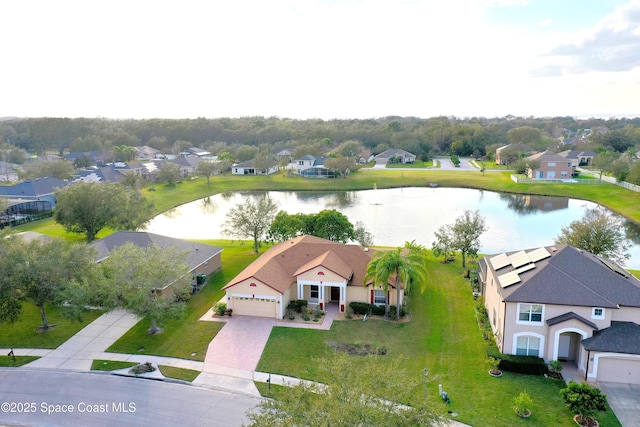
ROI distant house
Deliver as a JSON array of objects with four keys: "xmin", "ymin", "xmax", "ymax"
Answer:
[
  {"xmin": 134, "ymin": 145, "xmax": 163, "ymax": 161},
  {"xmin": 72, "ymin": 166, "xmax": 127, "ymax": 184},
  {"xmin": 185, "ymin": 147, "xmax": 210, "ymax": 157},
  {"xmin": 495, "ymin": 144, "xmax": 536, "ymax": 165},
  {"xmin": 373, "ymin": 149, "xmax": 416, "ymax": 165},
  {"xmin": 0, "ymin": 161, "xmax": 20, "ymax": 182},
  {"xmin": 289, "ymin": 154, "xmax": 336, "ymax": 177},
  {"xmin": 223, "ymin": 235, "xmax": 403, "ymax": 318},
  {"xmin": 0, "ymin": 176, "xmax": 69, "ymax": 211},
  {"xmin": 90, "ymin": 231, "xmax": 223, "ymax": 296},
  {"xmin": 170, "ymin": 156, "xmax": 201, "ymax": 177},
  {"xmin": 524, "ymin": 150, "xmax": 573, "ymax": 179},
  {"xmin": 557, "ymin": 150, "xmax": 597, "ymax": 173},
  {"xmin": 232, "ymin": 159, "xmax": 278, "ymax": 175},
  {"xmin": 64, "ymin": 151, "xmax": 107, "ymax": 167},
  {"xmin": 479, "ymin": 244, "xmax": 640, "ymax": 384}
]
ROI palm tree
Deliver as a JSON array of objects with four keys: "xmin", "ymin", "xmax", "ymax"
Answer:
[{"xmin": 364, "ymin": 247, "xmax": 428, "ymax": 319}]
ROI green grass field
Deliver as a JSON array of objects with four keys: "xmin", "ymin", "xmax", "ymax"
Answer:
[{"xmin": 0, "ymin": 356, "xmax": 40, "ymax": 367}]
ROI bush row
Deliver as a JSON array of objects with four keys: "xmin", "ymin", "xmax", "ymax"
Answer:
[{"xmin": 487, "ymin": 348, "xmax": 548, "ymax": 375}]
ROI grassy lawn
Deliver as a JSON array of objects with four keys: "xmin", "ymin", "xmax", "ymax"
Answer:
[
  {"xmin": 158, "ymin": 365, "xmax": 200, "ymax": 382},
  {"xmin": 386, "ymin": 161, "xmax": 433, "ymax": 168},
  {"xmin": 256, "ymin": 253, "xmax": 621, "ymax": 427},
  {"xmin": 0, "ymin": 303, "xmax": 102, "ymax": 349},
  {"xmin": 0, "ymin": 356, "xmax": 40, "ymax": 367},
  {"xmin": 91, "ymin": 359, "xmax": 137, "ymax": 371},
  {"xmin": 106, "ymin": 240, "xmax": 260, "ymax": 361}
]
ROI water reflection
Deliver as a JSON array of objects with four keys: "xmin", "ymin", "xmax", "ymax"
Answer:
[{"xmin": 143, "ymin": 188, "xmax": 640, "ymax": 269}]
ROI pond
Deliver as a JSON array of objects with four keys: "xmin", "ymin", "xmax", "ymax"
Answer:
[{"xmin": 143, "ymin": 187, "xmax": 640, "ymax": 269}]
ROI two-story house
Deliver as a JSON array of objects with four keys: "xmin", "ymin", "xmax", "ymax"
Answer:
[
  {"xmin": 479, "ymin": 244, "xmax": 640, "ymax": 384},
  {"xmin": 524, "ymin": 150, "xmax": 573, "ymax": 180}
]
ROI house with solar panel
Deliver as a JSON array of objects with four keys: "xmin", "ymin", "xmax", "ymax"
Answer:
[{"xmin": 478, "ymin": 244, "xmax": 640, "ymax": 385}]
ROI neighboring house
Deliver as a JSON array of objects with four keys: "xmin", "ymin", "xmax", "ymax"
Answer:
[
  {"xmin": 185, "ymin": 147, "xmax": 210, "ymax": 157},
  {"xmin": 524, "ymin": 150, "xmax": 573, "ymax": 179},
  {"xmin": 169, "ymin": 156, "xmax": 201, "ymax": 177},
  {"xmin": 72, "ymin": 165, "xmax": 128, "ymax": 183},
  {"xmin": 64, "ymin": 151, "xmax": 107, "ymax": 166},
  {"xmin": 0, "ymin": 176, "xmax": 69, "ymax": 210},
  {"xmin": 373, "ymin": 149, "xmax": 416, "ymax": 165},
  {"xmin": 478, "ymin": 244, "xmax": 640, "ymax": 384},
  {"xmin": 292, "ymin": 154, "xmax": 317, "ymax": 173},
  {"xmin": 276, "ymin": 148, "xmax": 293, "ymax": 162},
  {"xmin": 299, "ymin": 156, "xmax": 336, "ymax": 178},
  {"xmin": 232, "ymin": 159, "xmax": 278, "ymax": 175},
  {"xmin": 223, "ymin": 235, "xmax": 403, "ymax": 319},
  {"xmin": 495, "ymin": 144, "xmax": 535, "ymax": 165},
  {"xmin": 0, "ymin": 161, "xmax": 20, "ymax": 182},
  {"xmin": 90, "ymin": 231, "xmax": 223, "ymax": 296},
  {"xmin": 134, "ymin": 145, "xmax": 163, "ymax": 161},
  {"xmin": 557, "ymin": 150, "xmax": 597, "ymax": 173}
]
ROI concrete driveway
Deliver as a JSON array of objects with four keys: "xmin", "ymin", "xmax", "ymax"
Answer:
[{"xmin": 597, "ymin": 382, "xmax": 640, "ymax": 427}]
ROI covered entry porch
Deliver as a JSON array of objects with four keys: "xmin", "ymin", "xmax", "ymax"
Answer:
[{"xmin": 297, "ymin": 282, "xmax": 347, "ymax": 313}]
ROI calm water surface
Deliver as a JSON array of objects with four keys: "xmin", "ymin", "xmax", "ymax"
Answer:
[{"xmin": 144, "ymin": 188, "xmax": 640, "ymax": 268}]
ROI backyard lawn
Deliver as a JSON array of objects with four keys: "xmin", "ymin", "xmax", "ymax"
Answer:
[{"xmin": 256, "ymin": 253, "xmax": 621, "ymax": 427}]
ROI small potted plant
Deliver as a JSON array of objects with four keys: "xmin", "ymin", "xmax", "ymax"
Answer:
[
  {"xmin": 547, "ymin": 360, "xmax": 563, "ymax": 379},
  {"xmin": 513, "ymin": 391, "xmax": 533, "ymax": 418},
  {"xmin": 487, "ymin": 356, "xmax": 502, "ymax": 377}
]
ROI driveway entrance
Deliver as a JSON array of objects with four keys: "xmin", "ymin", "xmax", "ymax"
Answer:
[{"xmin": 597, "ymin": 382, "xmax": 640, "ymax": 427}]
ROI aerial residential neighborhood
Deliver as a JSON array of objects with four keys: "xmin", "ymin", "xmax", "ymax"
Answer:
[{"xmin": 3, "ymin": 1, "xmax": 640, "ymax": 426}]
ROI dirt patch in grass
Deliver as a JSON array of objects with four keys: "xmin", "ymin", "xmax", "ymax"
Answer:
[{"xmin": 326, "ymin": 341, "xmax": 387, "ymax": 356}]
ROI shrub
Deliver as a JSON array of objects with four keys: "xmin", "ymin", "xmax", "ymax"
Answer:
[
  {"xmin": 548, "ymin": 360, "xmax": 563, "ymax": 374},
  {"xmin": 295, "ymin": 299, "xmax": 308, "ymax": 313},
  {"xmin": 560, "ymin": 381, "xmax": 607, "ymax": 425},
  {"xmin": 513, "ymin": 391, "xmax": 533, "ymax": 416},
  {"xmin": 345, "ymin": 306, "xmax": 354, "ymax": 319},
  {"xmin": 302, "ymin": 311, "xmax": 310, "ymax": 321},
  {"xmin": 388, "ymin": 305, "xmax": 407, "ymax": 319},
  {"xmin": 487, "ymin": 349, "xmax": 547, "ymax": 375},
  {"xmin": 349, "ymin": 302, "xmax": 372, "ymax": 315},
  {"xmin": 213, "ymin": 302, "xmax": 227, "ymax": 316}
]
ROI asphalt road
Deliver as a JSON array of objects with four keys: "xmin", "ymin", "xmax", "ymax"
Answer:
[{"xmin": 0, "ymin": 369, "xmax": 263, "ymax": 427}]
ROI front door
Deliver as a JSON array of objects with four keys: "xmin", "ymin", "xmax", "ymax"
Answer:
[
  {"xmin": 558, "ymin": 335, "xmax": 571, "ymax": 360},
  {"xmin": 331, "ymin": 287, "xmax": 340, "ymax": 301}
]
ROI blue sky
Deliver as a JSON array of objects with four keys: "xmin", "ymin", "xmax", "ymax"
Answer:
[{"xmin": 1, "ymin": 0, "xmax": 639, "ymax": 120}]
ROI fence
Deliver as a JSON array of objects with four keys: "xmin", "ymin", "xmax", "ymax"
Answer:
[{"xmin": 510, "ymin": 174, "xmax": 640, "ymax": 193}]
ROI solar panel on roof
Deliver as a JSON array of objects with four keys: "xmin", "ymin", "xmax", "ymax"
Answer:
[
  {"xmin": 508, "ymin": 251, "xmax": 530, "ymax": 269},
  {"xmin": 498, "ymin": 271, "xmax": 521, "ymax": 288},
  {"xmin": 490, "ymin": 253, "xmax": 511, "ymax": 270},
  {"xmin": 528, "ymin": 247, "xmax": 551, "ymax": 262},
  {"xmin": 515, "ymin": 263, "xmax": 536, "ymax": 274}
]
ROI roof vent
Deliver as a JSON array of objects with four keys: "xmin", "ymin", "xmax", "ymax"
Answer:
[
  {"xmin": 364, "ymin": 247, "xmax": 369, "ymax": 252},
  {"xmin": 550, "ymin": 246, "xmax": 557, "ymax": 252}
]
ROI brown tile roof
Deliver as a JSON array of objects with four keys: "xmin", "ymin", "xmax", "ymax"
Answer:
[{"xmin": 223, "ymin": 235, "xmax": 377, "ymax": 294}]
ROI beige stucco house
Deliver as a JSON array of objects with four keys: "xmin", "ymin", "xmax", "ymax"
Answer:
[
  {"xmin": 524, "ymin": 150, "xmax": 573, "ymax": 179},
  {"xmin": 223, "ymin": 235, "xmax": 402, "ymax": 318},
  {"xmin": 479, "ymin": 244, "xmax": 640, "ymax": 384}
]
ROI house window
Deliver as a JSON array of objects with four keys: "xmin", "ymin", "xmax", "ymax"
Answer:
[
  {"xmin": 492, "ymin": 308, "xmax": 497, "ymax": 328},
  {"xmin": 298, "ymin": 160, "xmax": 304, "ymax": 165},
  {"xmin": 517, "ymin": 303, "xmax": 543, "ymax": 324},
  {"xmin": 548, "ymin": 162, "xmax": 556, "ymax": 167},
  {"xmin": 516, "ymin": 335, "xmax": 540, "ymax": 356},
  {"xmin": 374, "ymin": 289, "xmax": 386, "ymax": 305},
  {"xmin": 592, "ymin": 307, "xmax": 605, "ymax": 320},
  {"xmin": 310, "ymin": 285, "xmax": 319, "ymax": 299}
]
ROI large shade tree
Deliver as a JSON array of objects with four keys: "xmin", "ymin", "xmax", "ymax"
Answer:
[
  {"xmin": 555, "ymin": 208, "xmax": 631, "ymax": 265},
  {"xmin": 433, "ymin": 210, "xmax": 487, "ymax": 268},
  {"xmin": 267, "ymin": 209, "xmax": 356, "ymax": 243},
  {"xmin": 0, "ymin": 236, "xmax": 97, "ymax": 330},
  {"xmin": 222, "ymin": 195, "xmax": 279, "ymax": 252},
  {"xmin": 54, "ymin": 182, "xmax": 154, "ymax": 242},
  {"xmin": 93, "ymin": 243, "xmax": 191, "ymax": 334},
  {"xmin": 247, "ymin": 353, "xmax": 443, "ymax": 427},
  {"xmin": 364, "ymin": 247, "xmax": 427, "ymax": 319}
]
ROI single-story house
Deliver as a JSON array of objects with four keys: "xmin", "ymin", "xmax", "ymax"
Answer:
[
  {"xmin": 170, "ymin": 156, "xmax": 201, "ymax": 177},
  {"xmin": 0, "ymin": 176, "xmax": 69, "ymax": 210},
  {"xmin": 223, "ymin": 235, "xmax": 402, "ymax": 318},
  {"xmin": 524, "ymin": 150, "xmax": 573, "ymax": 179},
  {"xmin": 72, "ymin": 166, "xmax": 128, "ymax": 183},
  {"xmin": 478, "ymin": 244, "xmax": 640, "ymax": 384},
  {"xmin": 134, "ymin": 145, "xmax": 163, "ymax": 161},
  {"xmin": 373, "ymin": 149, "xmax": 416, "ymax": 165},
  {"xmin": 185, "ymin": 147, "xmax": 210, "ymax": 157},
  {"xmin": 90, "ymin": 231, "xmax": 223, "ymax": 296},
  {"xmin": 64, "ymin": 151, "xmax": 108, "ymax": 167},
  {"xmin": 556, "ymin": 150, "xmax": 597, "ymax": 171},
  {"xmin": 232, "ymin": 159, "xmax": 278, "ymax": 175}
]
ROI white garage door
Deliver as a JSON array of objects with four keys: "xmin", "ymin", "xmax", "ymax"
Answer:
[
  {"xmin": 597, "ymin": 357, "xmax": 640, "ymax": 384},
  {"xmin": 232, "ymin": 296, "xmax": 276, "ymax": 318}
]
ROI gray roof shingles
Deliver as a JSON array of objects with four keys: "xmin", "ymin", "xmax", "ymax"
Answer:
[
  {"xmin": 0, "ymin": 177, "xmax": 69, "ymax": 197},
  {"xmin": 546, "ymin": 311, "xmax": 598, "ymax": 330},
  {"xmin": 490, "ymin": 245, "xmax": 640, "ymax": 308},
  {"xmin": 582, "ymin": 322, "xmax": 640, "ymax": 354},
  {"xmin": 90, "ymin": 231, "xmax": 222, "ymax": 271}
]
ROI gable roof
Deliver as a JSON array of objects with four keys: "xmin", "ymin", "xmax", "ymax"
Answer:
[
  {"xmin": 223, "ymin": 235, "xmax": 382, "ymax": 294},
  {"xmin": 546, "ymin": 311, "xmax": 598, "ymax": 330},
  {"xmin": 0, "ymin": 177, "xmax": 69, "ymax": 198},
  {"xmin": 525, "ymin": 150, "xmax": 569, "ymax": 163},
  {"xmin": 374, "ymin": 148, "xmax": 415, "ymax": 159},
  {"xmin": 582, "ymin": 322, "xmax": 640, "ymax": 354},
  {"xmin": 557, "ymin": 150, "xmax": 597, "ymax": 160},
  {"xmin": 72, "ymin": 166, "xmax": 127, "ymax": 183},
  {"xmin": 89, "ymin": 231, "xmax": 222, "ymax": 271},
  {"xmin": 485, "ymin": 245, "xmax": 640, "ymax": 308}
]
